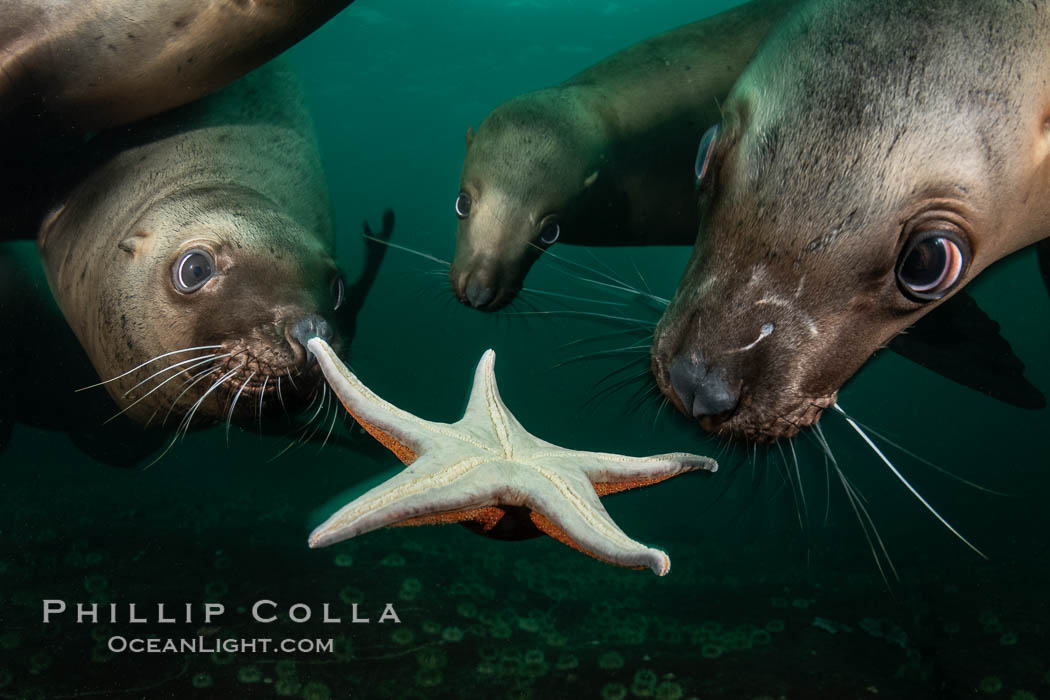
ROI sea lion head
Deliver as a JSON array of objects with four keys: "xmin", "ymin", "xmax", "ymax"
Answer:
[
  {"xmin": 42, "ymin": 183, "xmax": 345, "ymax": 427},
  {"xmin": 451, "ymin": 89, "xmax": 603, "ymax": 311},
  {"xmin": 651, "ymin": 0, "xmax": 1050, "ymax": 442}
]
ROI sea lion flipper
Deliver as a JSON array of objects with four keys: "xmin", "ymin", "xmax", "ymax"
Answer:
[
  {"xmin": 1038, "ymin": 238, "xmax": 1050, "ymax": 298},
  {"xmin": 68, "ymin": 423, "xmax": 167, "ymax": 470},
  {"xmin": 887, "ymin": 289, "xmax": 1046, "ymax": 410},
  {"xmin": 338, "ymin": 210, "xmax": 396, "ymax": 345}
]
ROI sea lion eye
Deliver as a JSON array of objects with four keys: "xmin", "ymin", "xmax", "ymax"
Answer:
[
  {"xmin": 896, "ymin": 230, "xmax": 968, "ymax": 301},
  {"xmin": 173, "ymin": 249, "xmax": 215, "ymax": 293},
  {"xmin": 455, "ymin": 191, "xmax": 472, "ymax": 218},
  {"xmin": 539, "ymin": 219, "xmax": 560, "ymax": 245},
  {"xmin": 695, "ymin": 124, "xmax": 719, "ymax": 183},
  {"xmin": 331, "ymin": 275, "xmax": 346, "ymax": 311}
]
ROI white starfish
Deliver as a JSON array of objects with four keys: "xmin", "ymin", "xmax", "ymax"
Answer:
[{"xmin": 306, "ymin": 338, "xmax": 717, "ymax": 575}]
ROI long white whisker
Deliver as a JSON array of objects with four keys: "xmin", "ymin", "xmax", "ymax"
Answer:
[
  {"xmin": 122, "ymin": 353, "xmax": 220, "ymax": 397},
  {"xmin": 257, "ymin": 375, "xmax": 269, "ymax": 435},
  {"xmin": 811, "ymin": 424, "xmax": 834, "ymax": 526},
  {"xmin": 161, "ymin": 365, "xmax": 223, "ymax": 428},
  {"xmin": 363, "ymin": 234, "xmax": 451, "ymax": 267},
  {"xmin": 176, "ymin": 366, "xmax": 243, "ymax": 443},
  {"xmin": 519, "ymin": 287, "xmax": 627, "ymax": 308},
  {"xmin": 835, "ymin": 464, "xmax": 898, "ymax": 586},
  {"xmin": 846, "ymin": 416, "xmax": 1015, "ymax": 497},
  {"xmin": 104, "ymin": 354, "xmax": 231, "ymax": 425},
  {"xmin": 77, "ymin": 345, "xmax": 223, "ymax": 391},
  {"xmin": 226, "ymin": 371, "xmax": 255, "ymax": 447},
  {"xmin": 833, "ymin": 402, "xmax": 985, "ymax": 559},
  {"xmin": 144, "ymin": 368, "xmax": 239, "ymax": 470},
  {"xmin": 505, "ymin": 310, "xmax": 656, "ymax": 327},
  {"xmin": 320, "ymin": 395, "xmax": 340, "ymax": 450}
]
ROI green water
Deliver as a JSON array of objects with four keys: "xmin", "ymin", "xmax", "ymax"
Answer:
[{"xmin": 2, "ymin": 1, "xmax": 1049, "ymax": 698}]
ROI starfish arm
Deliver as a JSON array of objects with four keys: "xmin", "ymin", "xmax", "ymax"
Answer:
[
  {"xmin": 522, "ymin": 465, "xmax": 674, "ymax": 576},
  {"xmin": 309, "ymin": 338, "xmax": 441, "ymax": 461},
  {"xmin": 457, "ymin": 349, "xmax": 524, "ymax": 453},
  {"xmin": 550, "ymin": 449, "xmax": 713, "ymax": 486},
  {"xmin": 308, "ymin": 455, "xmax": 501, "ymax": 548}
]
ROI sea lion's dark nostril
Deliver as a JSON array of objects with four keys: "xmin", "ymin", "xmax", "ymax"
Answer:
[
  {"xmin": 465, "ymin": 279, "xmax": 496, "ymax": 309},
  {"xmin": 669, "ymin": 356, "xmax": 739, "ymax": 420},
  {"xmin": 291, "ymin": 314, "xmax": 333, "ymax": 362}
]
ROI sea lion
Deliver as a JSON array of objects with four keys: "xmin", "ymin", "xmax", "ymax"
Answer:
[
  {"xmin": 0, "ymin": 241, "xmax": 167, "ymax": 466},
  {"xmin": 1039, "ymin": 240, "xmax": 1050, "ymax": 297},
  {"xmin": 651, "ymin": 0, "xmax": 1050, "ymax": 441},
  {"xmin": 449, "ymin": 0, "xmax": 797, "ymax": 311},
  {"xmin": 37, "ymin": 61, "xmax": 358, "ymax": 429},
  {"xmin": 451, "ymin": 0, "xmax": 1042, "ymax": 409},
  {"xmin": 1, "ymin": 0, "xmax": 356, "ymax": 241}
]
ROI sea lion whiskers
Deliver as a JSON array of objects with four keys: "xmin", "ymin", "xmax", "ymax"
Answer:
[
  {"xmin": 838, "ymin": 417, "xmax": 1014, "ymax": 497},
  {"xmin": 832, "ymin": 402, "xmax": 985, "ymax": 559},
  {"xmin": 774, "ymin": 440, "xmax": 806, "ymax": 533},
  {"xmin": 175, "ymin": 366, "xmax": 245, "ymax": 444},
  {"xmin": 121, "ymin": 352, "xmax": 224, "ymax": 398},
  {"xmin": 75, "ymin": 345, "xmax": 223, "ymax": 392},
  {"xmin": 373, "ymin": 234, "xmax": 627, "ymax": 309},
  {"xmin": 104, "ymin": 353, "xmax": 232, "ymax": 426},
  {"xmin": 225, "ymin": 371, "xmax": 255, "ymax": 447},
  {"xmin": 812, "ymin": 426, "xmax": 899, "ymax": 587},
  {"xmin": 300, "ymin": 385, "xmax": 333, "ymax": 446},
  {"xmin": 160, "ymin": 364, "xmax": 233, "ymax": 429},
  {"xmin": 256, "ymin": 375, "xmax": 269, "ymax": 434},
  {"xmin": 319, "ymin": 391, "xmax": 341, "ymax": 451},
  {"xmin": 527, "ymin": 242, "xmax": 671, "ymax": 307},
  {"xmin": 144, "ymin": 364, "xmax": 244, "ymax": 469}
]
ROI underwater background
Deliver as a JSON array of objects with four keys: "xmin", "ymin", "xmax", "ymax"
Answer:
[{"xmin": 1, "ymin": 0, "xmax": 1049, "ymax": 698}]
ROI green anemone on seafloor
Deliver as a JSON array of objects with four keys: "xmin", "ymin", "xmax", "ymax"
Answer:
[
  {"xmin": 654, "ymin": 681, "xmax": 684, "ymax": 700},
  {"xmin": 275, "ymin": 678, "xmax": 302, "ymax": 697},
  {"xmin": 598, "ymin": 651, "xmax": 625, "ymax": 670},
  {"xmin": 191, "ymin": 673, "xmax": 213, "ymax": 688},
  {"xmin": 302, "ymin": 681, "xmax": 332, "ymax": 700},
  {"xmin": 978, "ymin": 676, "xmax": 1003, "ymax": 693}
]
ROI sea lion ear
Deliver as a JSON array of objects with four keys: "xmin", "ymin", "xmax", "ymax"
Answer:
[
  {"xmin": 465, "ymin": 126, "xmax": 475, "ymax": 149},
  {"xmin": 583, "ymin": 171, "xmax": 599, "ymax": 188},
  {"xmin": 117, "ymin": 229, "xmax": 152, "ymax": 256},
  {"xmin": 37, "ymin": 203, "xmax": 67, "ymax": 250}
]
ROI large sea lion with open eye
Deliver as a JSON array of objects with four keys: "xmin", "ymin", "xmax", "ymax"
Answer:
[
  {"xmin": 37, "ymin": 61, "xmax": 370, "ymax": 430},
  {"xmin": 652, "ymin": 0, "xmax": 1050, "ymax": 442}
]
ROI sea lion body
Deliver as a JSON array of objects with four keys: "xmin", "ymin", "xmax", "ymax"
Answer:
[
  {"xmin": 1, "ymin": 0, "xmax": 354, "ymax": 242},
  {"xmin": 450, "ymin": 0, "xmax": 796, "ymax": 311},
  {"xmin": 38, "ymin": 61, "xmax": 343, "ymax": 427},
  {"xmin": 652, "ymin": 0, "xmax": 1050, "ymax": 441}
]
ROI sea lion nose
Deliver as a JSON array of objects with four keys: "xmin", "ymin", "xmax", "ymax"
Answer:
[
  {"xmin": 465, "ymin": 279, "xmax": 496, "ymax": 309},
  {"xmin": 669, "ymin": 355, "xmax": 739, "ymax": 419},
  {"xmin": 290, "ymin": 314, "xmax": 333, "ymax": 362}
]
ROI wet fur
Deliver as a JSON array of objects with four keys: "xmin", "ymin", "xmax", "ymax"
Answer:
[{"xmin": 38, "ymin": 61, "xmax": 340, "ymax": 427}]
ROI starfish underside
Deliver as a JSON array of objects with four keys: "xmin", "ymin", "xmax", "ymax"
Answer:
[{"xmin": 307, "ymin": 338, "xmax": 717, "ymax": 575}]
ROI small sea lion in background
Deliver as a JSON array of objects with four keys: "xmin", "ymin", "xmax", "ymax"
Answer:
[
  {"xmin": 38, "ymin": 62, "xmax": 384, "ymax": 432},
  {"xmin": 450, "ymin": 0, "xmax": 796, "ymax": 312},
  {"xmin": 652, "ymin": 0, "xmax": 1050, "ymax": 441}
]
